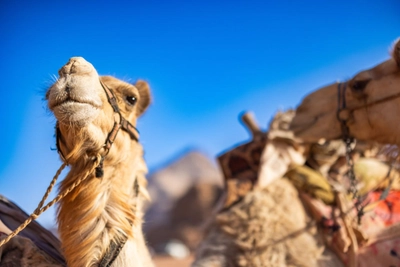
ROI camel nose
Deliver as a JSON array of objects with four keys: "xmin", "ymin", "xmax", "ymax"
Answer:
[
  {"xmin": 69, "ymin": 57, "xmax": 88, "ymax": 65},
  {"xmin": 58, "ymin": 57, "xmax": 95, "ymax": 76}
]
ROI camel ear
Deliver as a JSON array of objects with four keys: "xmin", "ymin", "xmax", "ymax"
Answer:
[
  {"xmin": 393, "ymin": 38, "xmax": 400, "ymax": 67},
  {"xmin": 135, "ymin": 80, "xmax": 151, "ymax": 116}
]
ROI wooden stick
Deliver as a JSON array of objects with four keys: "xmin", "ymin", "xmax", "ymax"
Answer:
[{"xmin": 240, "ymin": 111, "xmax": 263, "ymax": 138}]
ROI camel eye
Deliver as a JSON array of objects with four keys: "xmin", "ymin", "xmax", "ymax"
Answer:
[
  {"xmin": 351, "ymin": 79, "xmax": 370, "ymax": 92},
  {"xmin": 125, "ymin": 96, "xmax": 137, "ymax": 106}
]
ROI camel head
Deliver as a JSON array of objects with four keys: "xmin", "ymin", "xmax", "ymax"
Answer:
[
  {"xmin": 291, "ymin": 39, "xmax": 400, "ymax": 145},
  {"xmin": 46, "ymin": 57, "xmax": 151, "ymax": 165}
]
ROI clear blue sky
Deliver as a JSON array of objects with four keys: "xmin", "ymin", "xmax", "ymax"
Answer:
[{"xmin": 0, "ymin": 0, "xmax": 399, "ymax": 226}]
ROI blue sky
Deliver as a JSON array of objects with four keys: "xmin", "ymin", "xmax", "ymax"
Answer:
[{"xmin": 0, "ymin": 0, "xmax": 399, "ymax": 226}]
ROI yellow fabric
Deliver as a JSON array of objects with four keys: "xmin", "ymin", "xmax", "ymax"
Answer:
[
  {"xmin": 285, "ymin": 165, "xmax": 335, "ymax": 205},
  {"xmin": 285, "ymin": 158, "xmax": 400, "ymax": 205}
]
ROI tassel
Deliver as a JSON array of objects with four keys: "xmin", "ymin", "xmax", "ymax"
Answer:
[{"xmin": 95, "ymin": 157, "xmax": 105, "ymax": 178}]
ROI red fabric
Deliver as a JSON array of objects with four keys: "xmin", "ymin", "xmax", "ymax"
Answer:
[
  {"xmin": 365, "ymin": 191, "xmax": 400, "ymax": 226},
  {"xmin": 300, "ymin": 190, "xmax": 400, "ymax": 266}
]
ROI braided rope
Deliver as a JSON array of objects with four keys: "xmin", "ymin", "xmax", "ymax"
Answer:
[{"xmin": 0, "ymin": 155, "xmax": 101, "ymax": 247}]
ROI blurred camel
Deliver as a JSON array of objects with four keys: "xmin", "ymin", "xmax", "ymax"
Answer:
[{"xmin": 291, "ymin": 39, "xmax": 400, "ymax": 145}]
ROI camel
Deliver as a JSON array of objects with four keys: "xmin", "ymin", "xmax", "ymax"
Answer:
[
  {"xmin": 0, "ymin": 57, "xmax": 154, "ymax": 267},
  {"xmin": 286, "ymin": 38, "xmax": 400, "ymax": 266},
  {"xmin": 290, "ymin": 38, "xmax": 400, "ymax": 145}
]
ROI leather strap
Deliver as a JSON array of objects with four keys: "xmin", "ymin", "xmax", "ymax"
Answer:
[{"xmin": 98, "ymin": 232, "xmax": 128, "ymax": 267}]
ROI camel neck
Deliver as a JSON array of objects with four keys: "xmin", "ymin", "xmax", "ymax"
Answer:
[{"xmin": 57, "ymin": 156, "xmax": 140, "ymax": 267}]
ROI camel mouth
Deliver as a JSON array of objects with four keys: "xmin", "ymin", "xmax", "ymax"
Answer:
[
  {"xmin": 53, "ymin": 101, "xmax": 100, "ymax": 125},
  {"xmin": 289, "ymin": 116, "xmax": 318, "ymax": 136},
  {"xmin": 290, "ymin": 114, "xmax": 343, "ymax": 143},
  {"xmin": 51, "ymin": 97, "xmax": 101, "ymax": 110}
]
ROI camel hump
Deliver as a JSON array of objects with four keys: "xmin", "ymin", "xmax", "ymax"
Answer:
[{"xmin": 0, "ymin": 195, "xmax": 66, "ymax": 266}]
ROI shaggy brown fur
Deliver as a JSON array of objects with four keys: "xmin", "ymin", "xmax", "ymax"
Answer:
[
  {"xmin": 46, "ymin": 57, "xmax": 153, "ymax": 267},
  {"xmin": 192, "ymin": 179, "xmax": 336, "ymax": 267},
  {"xmin": 192, "ymin": 110, "xmax": 344, "ymax": 267}
]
